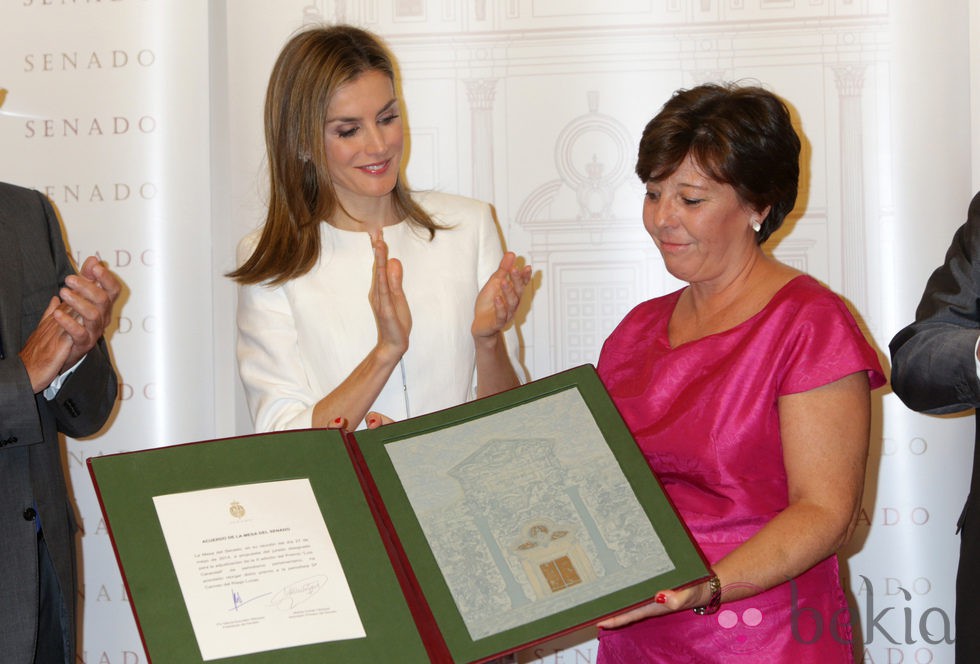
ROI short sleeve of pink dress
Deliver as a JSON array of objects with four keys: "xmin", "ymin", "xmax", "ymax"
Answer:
[{"xmin": 595, "ymin": 275, "xmax": 885, "ymax": 664}]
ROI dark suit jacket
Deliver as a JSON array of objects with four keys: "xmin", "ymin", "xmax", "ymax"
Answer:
[
  {"xmin": 0, "ymin": 182, "xmax": 117, "ymax": 662},
  {"xmin": 890, "ymin": 190, "xmax": 980, "ymax": 662}
]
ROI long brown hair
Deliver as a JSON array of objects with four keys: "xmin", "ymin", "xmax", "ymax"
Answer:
[{"xmin": 229, "ymin": 25, "xmax": 442, "ymax": 286}]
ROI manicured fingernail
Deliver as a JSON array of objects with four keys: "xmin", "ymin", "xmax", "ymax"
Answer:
[
  {"xmin": 367, "ymin": 417, "xmax": 377, "ymax": 427},
  {"xmin": 333, "ymin": 417, "xmax": 343, "ymax": 425},
  {"xmin": 655, "ymin": 593, "xmax": 667, "ymax": 604}
]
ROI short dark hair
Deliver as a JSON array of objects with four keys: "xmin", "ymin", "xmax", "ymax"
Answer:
[{"xmin": 636, "ymin": 83, "xmax": 801, "ymax": 244}]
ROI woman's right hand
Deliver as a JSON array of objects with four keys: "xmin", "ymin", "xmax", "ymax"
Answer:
[
  {"xmin": 309, "ymin": 231, "xmax": 409, "ymax": 430},
  {"xmin": 369, "ymin": 229, "xmax": 411, "ymax": 362}
]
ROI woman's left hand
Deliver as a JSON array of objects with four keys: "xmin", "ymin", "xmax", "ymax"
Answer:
[
  {"xmin": 365, "ymin": 411, "xmax": 395, "ymax": 429},
  {"xmin": 596, "ymin": 579, "xmax": 716, "ymax": 629},
  {"xmin": 472, "ymin": 252, "xmax": 532, "ymax": 339}
]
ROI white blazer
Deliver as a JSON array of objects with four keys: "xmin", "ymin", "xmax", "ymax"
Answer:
[{"xmin": 236, "ymin": 191, "xmax": 522, "ymax": 431}]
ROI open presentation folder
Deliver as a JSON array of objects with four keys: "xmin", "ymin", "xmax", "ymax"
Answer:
[{"xmin": 88, "ymin": 364, "xmax": 709, "ymax": 664}]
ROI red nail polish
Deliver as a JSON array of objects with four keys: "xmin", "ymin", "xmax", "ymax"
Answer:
[
  {"xmin": 333, "ymin": 417, "xmax": 343, "ymax": 425},
  {"xmin": 655, "ymin": 593, "xmax": 667, "ymax": 604},
  {"xmin": 367, "ymin": 417, "xmax": 377, "ymax": 427}
]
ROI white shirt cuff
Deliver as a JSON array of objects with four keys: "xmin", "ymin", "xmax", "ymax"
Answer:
[
  {"xmin": 43, "ymin": 355, "xmax": 85, "ymax": 400},
  {"xmin": 974, "ymin": 335, "xmax": 980, "ymax": 383}
]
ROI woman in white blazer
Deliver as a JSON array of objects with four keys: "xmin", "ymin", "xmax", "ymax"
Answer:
[{"xmin": 230, "ymin": 25, "xmax": 531, "ymax": 432}]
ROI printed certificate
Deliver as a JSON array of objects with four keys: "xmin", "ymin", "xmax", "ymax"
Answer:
[{"xmin": 152, "ymin": 479, "xmax": 364, "ymax": 660}]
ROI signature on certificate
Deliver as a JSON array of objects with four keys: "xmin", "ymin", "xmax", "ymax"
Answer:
[
  {"xmin": 229, "ymin": 575, "xmax": 329, "ymax": 612},
  {"xmin": 229, "ymin": 589, "xmax": 270, "ymax": 611},
  {"xmin": 271, "ymin": 575, "xmax": 329, "ymax": 610}
]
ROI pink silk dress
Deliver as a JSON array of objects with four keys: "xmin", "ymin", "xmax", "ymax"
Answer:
[{"xmin": 596, "ymin": 275, "xmax": 885, "ymax": 663}]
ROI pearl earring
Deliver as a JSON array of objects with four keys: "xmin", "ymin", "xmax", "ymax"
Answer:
[{"xmin": 751, "ymin": 220, "xmax": 762, "ymax": 232}]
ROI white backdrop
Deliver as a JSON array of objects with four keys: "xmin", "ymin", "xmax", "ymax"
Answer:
[{"xmin": 1, "ymin": 1, "xmax": 978, "ymax": 662}]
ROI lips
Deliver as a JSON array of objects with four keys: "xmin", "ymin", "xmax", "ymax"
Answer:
[
  {"xmin": 358, "ymin": 160, "xmax": 391, "ymax": 175},
  {"xmin": 657, "ymin": 238, "xmax": 690, "ymax": 254}
]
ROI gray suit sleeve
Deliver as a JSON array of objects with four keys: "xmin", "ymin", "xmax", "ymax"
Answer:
[
  {"xmin": 0, "ymin": 354, "xmax": 42, "ymax": 445},
  {"xmin": 890, "ymin": 192, "xmax": 980, "ymax": 414},
  {"xmin": 37, "ymin": 191, "xmax": 118, "ymax": 437},
  {"xmin": 50, "ymin": 339, "xmax": 116, "ymax": 438},
  {"xmin": 0, "ymin": 187, "xmax": 117, "ymax": 443}
]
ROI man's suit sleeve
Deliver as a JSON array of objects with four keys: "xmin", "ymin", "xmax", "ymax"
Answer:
[
  {"xmin": 50, "ymin": 339, "xmax": 116, "ymax": 438},
  {"xmin": 0, "ymin": 188, "xmax": 118, "ymax": 441},
  {"xmin": 37, "ymin": 191, "xmax": 118, "ymax": 437},
  {"xmin": 0, "ymin": 355, "xmax": 42, "ymax": 445},
  {"xmin": 890, "ymin": 192, "xmax": 980, "ymax": 414}
]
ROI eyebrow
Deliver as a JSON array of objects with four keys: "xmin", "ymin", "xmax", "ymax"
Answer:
[
  {"xmin": 646, "ymin": 179, "xmax": 710, "ymax": 191},
  {"xmin": 326, "ymin": 98, "xmax": 399, "ymax": 124}
]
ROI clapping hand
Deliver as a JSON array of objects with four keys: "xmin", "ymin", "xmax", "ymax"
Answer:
[
  {"xmin": 472, "ymin": 252, "xmax": 532, "ymax": 339},
  {"xmin": 55, "ymin": 256, "xmax": 122, "ymax": 371},
  {"xmin": 369, "ymin": 229, "xmax": 411, "ymax": 362},
  {"xmin": 20, "ymin": 256, "xmax": 121, "ymax": 393}
]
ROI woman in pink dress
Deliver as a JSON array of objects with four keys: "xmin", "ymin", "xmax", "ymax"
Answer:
[{"xmin": 595, "ymin": 83, "xmax": 885, "ymax": 662}]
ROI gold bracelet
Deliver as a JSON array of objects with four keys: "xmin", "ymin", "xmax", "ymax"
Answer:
[{"xmin": 692, "ymin": 574, "xmax": 722, "ymax": 615}]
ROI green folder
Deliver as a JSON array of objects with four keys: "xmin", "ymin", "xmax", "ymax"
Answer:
[{"xmin": 89, "ymin": 364, "xmax": 709, "ymax": 663}]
